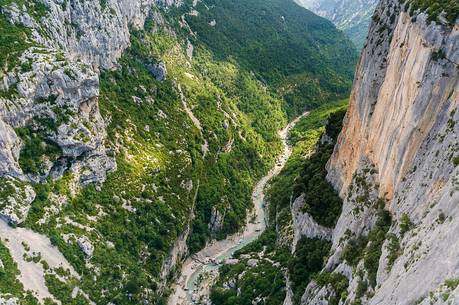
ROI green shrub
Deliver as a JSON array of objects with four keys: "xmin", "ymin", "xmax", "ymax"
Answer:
[
  {"xmin": 289, "ymin": 237, "xmax": 332, "ymax": 304},
  {"xmin": 438, "ymin": 211, "xmax": 446, "ymax": 224},
  {"xmin": 403, "ymin": 0, "xmax": 459, "ymax": 25},
  {"xmin": 399, "ymin": 213, "xmax": 413, "ymax": 235},
  {"xmin": 16, "ymin": 124, "xmax": 62, "ymax": 175},
  {"xmin": 364, "ymin": 208, "xmax": 392, "ymax": 287},
  {"xmin": 444, "ymin": 278, "xmax": 459, "ymax": 290},
  {"xmin": 342, "ymin": 235, "xmax": 368, "ymax": 267},
  {"xmin": 386, "ymin": 233, "xmax": 401, "ymax": 270}
]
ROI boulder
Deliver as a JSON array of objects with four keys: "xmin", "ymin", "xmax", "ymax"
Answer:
[
  {"xmin": 146, "ymin": 62, "xmax": 167, "ymax": 81},
  {"xmin": 77, "ymin": 236, "xmax": 94, "ymax": 257},
  {"xmin": 247, "ymin": 259, "xmax": 258, "ymax": 268}
]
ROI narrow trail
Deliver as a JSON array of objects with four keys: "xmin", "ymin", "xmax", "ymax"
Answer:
[{"xmin": 168, "ymin": 111, "xmax": 309, "ymax": 305}]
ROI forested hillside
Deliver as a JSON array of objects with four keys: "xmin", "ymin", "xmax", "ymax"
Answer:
[
  {"xmin": 184, "ymin": 0, "xmax": 357, "ymax": 118},
  {"xmin": 294, "ymin": 0, "xmax": 378, "ymax": 49},
  {"xmin": 0, "ymin": 0, "xmax": 357, "ymax": 304}
]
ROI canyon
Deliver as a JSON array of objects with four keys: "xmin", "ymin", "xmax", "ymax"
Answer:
[{"xmin": 0, "ymin": 0, "xmax": 457, "ymax": 304}]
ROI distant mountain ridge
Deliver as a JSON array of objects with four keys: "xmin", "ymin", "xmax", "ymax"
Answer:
[{"xmin": 294, "ymin": 0, "xmax": 378, "ymax": 48}]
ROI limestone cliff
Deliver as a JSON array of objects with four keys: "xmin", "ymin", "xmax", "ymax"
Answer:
[
  {"xmin": 301, "ymin": 0, "xmax": 459, "ymax": 304},
  {"xmin": 0, "ymin": 0, "xmax": 179, "ymax": 223}
]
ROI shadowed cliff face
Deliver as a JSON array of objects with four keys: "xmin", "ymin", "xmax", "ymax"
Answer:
[{"xmin": 302, "ymin": 0, "xmax": 459, "ymax": 304}]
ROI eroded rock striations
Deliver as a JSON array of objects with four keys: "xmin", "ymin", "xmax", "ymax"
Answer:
[
  {"xmin": 300, "ymin": 0, "xmax": 459, "ymax": 304},
  {"xmin": 0, "ymin": 0, "xmax": 180, "ymax": 224}
]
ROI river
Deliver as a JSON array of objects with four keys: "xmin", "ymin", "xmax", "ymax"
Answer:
[{"xmin": 168, "ymin": 111, "xmax": 309, "ymax": 305}]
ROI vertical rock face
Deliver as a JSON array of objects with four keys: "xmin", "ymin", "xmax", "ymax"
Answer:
[
  {"xmin": 5, "ymin": 0, "xmax": 177, "ymax": 69},
  {"xmin": 328, "ymin": 0, "xmax": 458, "ymax": 202},
  {"xmin": 301, "ymin": 0, "xmax": 459, "ymax": 304}
]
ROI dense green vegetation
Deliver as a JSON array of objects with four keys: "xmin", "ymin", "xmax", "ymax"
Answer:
[
  {"xmin": 211, "ymin": 230, "xmax": 290, "ymax": 305},
  {"xmin": 290, "ymin": 237, "xmax": 331, "ymax": 304},
  {"xmin": 0, "ymin": 15, "xmax": 31, "ymax": 75},
  {"xmin": 273, "ymin": 104, "xmax": 345, "ymax": 304},
  {"xmin": 292, "ymin": 109, "xmax": 346, "ymax": 227},
  {"xmin": 0, "ymin": 0, "xmax": 357, "ymax": 303},
  {"xmin": 211, "ymin": 103, "xmax": 348, "ymax": 305},
  {"xmin": 210, "ymin": 234, "xmax": 332, "ymax": 305},
  {"xmin": 403, "ymin": 0, "xmax": 459, "ymax": 25},
  {"xmin": 22, "ymin": 10, "xmax": 288, "ymax": 304},
  {"xmin": 342, "ymin": 234, "xmax": 369, "ymax": 267},
  {"xmin": 267, "ymin": 100, "xmax": 347, "ymax": 233},
  {"xmin": 16, "ymin": 122, "xmax": 62, "ymax": 175},
  {"xmin": 184, "ymin": 0, "xmax": 357, "ymax": 118}
]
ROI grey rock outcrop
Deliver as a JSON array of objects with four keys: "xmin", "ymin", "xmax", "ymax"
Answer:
[
  {"xmin": 291, "ymin": 194, "xmax": 333, "ymax": 251},
  {"xmin": 301, "ymin": 0, "xmax": 459, "ymax": 304},
  {"xmin": 209, "ymin": 206, "xmax": 224, "ymax": 236},
  {"xmin": 301, "ymin": 281, "xmax": 334, "ymax": 305},
  {"xmin": 1, "ymin": 49, "xmax": 116, "ymax": 186},
  {"xmin": 0, "ymin": 176, "xmax": 35, "ymax": 225},
  {"xmin": 0, "ymin": 296, "xmax": 19, "ymax": 305},
  {"xmin": 0, "ymin": 0, "xmax": 180, "ymax": 221},
  {"xmin": 146, "ymin": 62, "xmax": 168, "ymax": 81},
  {"xmin": 4, "ymin": 0, "xmax": 181, "ymax": 70},
  {"xmin": 247, "ymin": 259, "xmax": 258, "ymax": 268},
  {"xmin": 77, "ymin": 236, "xmax": 94, "ymax": 257}
]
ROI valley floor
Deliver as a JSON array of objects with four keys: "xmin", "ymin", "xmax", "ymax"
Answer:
[{"xmin": 169, "ymin": 111, "xmax": 310, "ymax": 305}]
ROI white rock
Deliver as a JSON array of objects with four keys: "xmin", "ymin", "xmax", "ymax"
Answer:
[
  {"xmin": 77, "ymin": 236, "xmax": 94, "ymax": 257},
  {"xmin": 0, "ymin": 295, "xmax": 19, "ymax": 305},
  {"xmin": 247, "ymin": 259, "xmax": 258, "ymax": 268}
]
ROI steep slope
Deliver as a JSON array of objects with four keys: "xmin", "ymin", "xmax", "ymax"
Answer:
[
  {"xmin": 0, "ymin": 0, "xmax": 357, "ymax": 304},
  {"xmin": 184, "ymin": 0, "xmax": 358, "ymax": 118},
  {"xmin": 208, "ymin": 101, "xmax": 348, "ymax": 305},
  {"xmin": 208, "ymin": 1, "xmax": 459, "ymax": 305},
  {"xmin": 295, "ymin": 0, "xmax": 378, "ymax": 49},
  {"xmin": 304, "ymin": 0, "xmax": 459, "ymax": 304}
]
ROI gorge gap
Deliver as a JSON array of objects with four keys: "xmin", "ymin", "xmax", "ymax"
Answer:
[
  {"xmin": 0, "ymin": 0, "xmax": 457, "ymax": 305},
  {"xmin": 0, "ymin": 0, "xmax": 355, "ymax": 304},
  {"xmin": 209, "ymin": 1, "xmax": 459, "ymax": 305}
]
